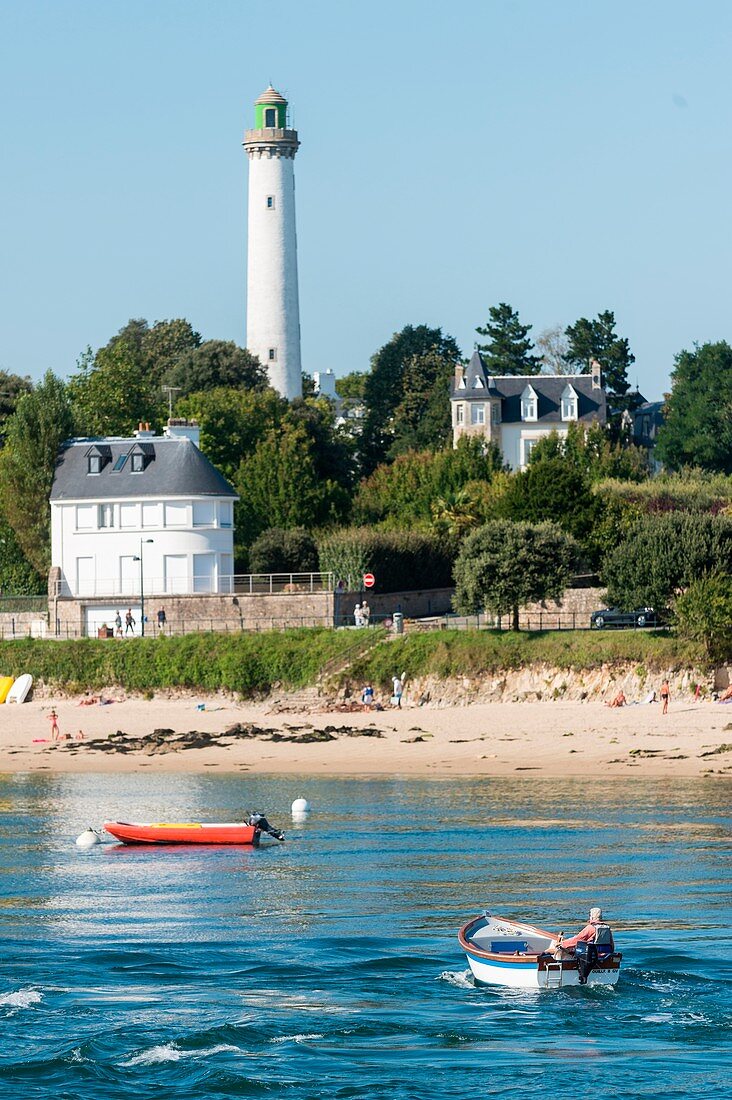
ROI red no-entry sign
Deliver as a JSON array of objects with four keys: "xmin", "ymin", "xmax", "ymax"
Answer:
[{"xmin": 363, "ymin": 573, "xmax": 375, "ymax": 588}]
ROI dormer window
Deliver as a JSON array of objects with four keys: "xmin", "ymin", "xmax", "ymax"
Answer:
[
  {"xmin": 130, "ymin": 452, "xmax": 144, "ymax": 473},
  {"xmin": 473, "ymin": 377, "xmax": 484, "ymax": 389},
  {"xmin": 85, "ymin": 444, "xmax": 111, "ymax": 474},
  {"xmin": 521, "ymin": 385, "xmax": 538, "ymax": 422},
  {"xmin": 458, "ymin": 376, "xmax": 467, "ymax": 389},
  {"xmin": 561, "ymin": 384, "xmax": 578, "ymax": 421}
]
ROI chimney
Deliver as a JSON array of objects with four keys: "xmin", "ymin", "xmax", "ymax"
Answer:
[
  {"xmin": 590, "ymin": 359, "xmax": 602, "ymax": 390},
  {"xmin": 134, "ymin": 422, "xmax": 156, "ymax": 439},
  {"xmin": 454, "ymin": 365, "xmax": 464, "ymax": 388},
  {"xmin": 163, "ymin": 418, "xmax": 201, "ymax": 448}
]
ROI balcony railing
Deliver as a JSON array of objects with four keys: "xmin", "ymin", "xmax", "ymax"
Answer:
[{"xmin": 52, "ymin": 573, "xmax": 335, "ymax": 599}]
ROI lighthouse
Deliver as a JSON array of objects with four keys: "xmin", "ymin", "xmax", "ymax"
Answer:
[{"xmin": 243, "ymin": 86, "xmax": 302, "ymax": 400}]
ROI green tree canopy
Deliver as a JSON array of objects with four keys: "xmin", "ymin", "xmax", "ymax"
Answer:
[
  {"xmin": 0, "ymin": 510, "xmax": 44, "ymax": 594},
  {"xmin": 491, "ymin": 455, "xmax": 597, "ymax": 551},
  {"xmin": 0, "ymin": 370, "xmax": 33, "ymax": 436},
  {"xmin": 176, "ymin": 388, "xmax": 285, "ymax": 480},
  {"xmin": 389, "ymin": 349, "xmax": 457, "ymax": 455},
  {"xmin": 353, "ymin": 437, "xmax": 503, "ymax": 527},
  {"xmin": 602, "ymin": 513, "xmax": 732, "ymax": 611},
  {"xmin": 335, "ymin": 371, "xmax": 367, "ymax": 400},
  {"xmin": 359, "ymin": 325, "xmax": 461, "ymax": 474},
  {"xmin": 317, "ymin": 527, "xmax": 453, "ymax": 593},
  {"xmin": 655, "ymin": 341, "xmax": 732, "ymax": 474},
  {"xmin": 475, "ymin": 302, "xmax": 541, "ymax": 376},
  {"xmin": 529, "ymin": 422, "xmax": 649, "ymax": 483},
  {"xmin": 233, "ymin": 423, "xmax": 349, "ymax": 549},
  {"xmin": 453, "ymin": 519, "xmax": 577, "ymax": 629},
  {"xmin": 163, "ymin": 340, "xmax": 266, "ymax": 398},
  {"xmin": 564, "ymin": 310, "xmax": 634, "ymax": 397},
  {"xmin": 68, "ymin": 342, "xmax": 166, "ymax": 436},
  {"xmin": 0, "ymin": 372, "xmax": 75, "ymax": 574}
]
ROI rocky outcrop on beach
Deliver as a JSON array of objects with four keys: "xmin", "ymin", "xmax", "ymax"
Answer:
[{"xmin": 48, "ymin": 723, "xmax": 385, "ymax": 755}]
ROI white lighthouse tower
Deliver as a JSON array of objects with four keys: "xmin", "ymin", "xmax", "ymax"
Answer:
[{"xmin": 244, "ymin": 86, "xmax": 302, "ymax": 400}]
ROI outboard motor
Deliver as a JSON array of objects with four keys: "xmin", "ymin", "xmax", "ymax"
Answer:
[
  {"xmin": 248, "ymin": 813, "xmax": 285, "ymax": 841},
  {"xmin": 574, "ymin": 941, "xmax": 599, "ymax": 984}
]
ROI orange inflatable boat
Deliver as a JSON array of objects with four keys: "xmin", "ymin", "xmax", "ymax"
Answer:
[{"xmin": 104, "ymin": 821, "xmax": 259, "ymax": 845}]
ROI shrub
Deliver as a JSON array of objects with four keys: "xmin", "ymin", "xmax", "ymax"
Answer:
[
  {"xmin": 317, "ymin": 528, "xmax": 453, "ymax": 592},
  {"xmin": 602, "ymin": 513, "xmax": 732, "ymax": 611},
  {"xmin": 674, "ymin": 572, "xmax": 732, "ymax": 666},
  {"xmin": 248, "ymin": 527, "xmax": 319, "ymax": 574}
]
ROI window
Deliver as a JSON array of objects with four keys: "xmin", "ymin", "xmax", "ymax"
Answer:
[
  {"xmin": 473, "ymin": 376, "xmax": 484, "ymax": 389},
  {"xmin": 268, "ymin": 347, "xmax": 277, "ymax": 361},
  {"xmin": 521, "ymin": 386, "xmax": 537, "ymax": 421},
  {"xmin": 470, "ymin": 403, "xmax": 485, "ymax": 426},
  {"xmin": 164, "ymin": 502, "xmax": 187, "ymax": 527},
  {"xmin": 141, "ymin": 502, "xmax": 162, "ymax": 528},
  {"xmin": 130, "ymin": 452, "xmax": 145, "ymax": 473},
  {"xmin": 98, "ymin": 503, "xmax": 114, "ymax": 528},
  {"xmin": 192, "ymin": 500, "xmax": 215, "ymax": 527},
  {"xmin": 264, "ymin": 107, "xmax": 276, "ymax": 127},
  {"xmin": 87, "ymin": 455, "xmax": 102, "ymax": 475},
  {"xmin": 119, "ymin": 503, "xmax": 137, "ymax": 529},
  {"xmin": 561, "ymin": 385, "xmax": 578, "ymax": 421},
  {"xmin": 266, "ymin": 195, "xmax": 275, "ymax": 210},
  {"xmin": 456, "ymin": 404, "xmax": 464, "ymax": 425},
  {"xmin": 76, "ymin": 504, "xmax": 95, "ymax": 530},
  {"xmin": 458, "ymin": 376, "xmax": 467, "ymax": 389},
  {"xmin": 523, "ymin": 438, "xmax": 538, "ymax": 465},
  {"xmin": 112, "ymin": 454, "xmax": 128, "ymax": 472},
  {"xmin": 491, "ymin": 403, "xmax": 501, "ymax": 426},
  {"xmin": 219, "ymin": 502, "xmax": 233, "ymax": 528}
]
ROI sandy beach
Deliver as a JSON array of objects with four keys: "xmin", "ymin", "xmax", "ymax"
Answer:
[{"xmin": 2, "ymin": 692, "xmax": 731, "ymax": 778}]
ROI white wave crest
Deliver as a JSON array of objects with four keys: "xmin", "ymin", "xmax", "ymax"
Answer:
[
  {"xmin": 439, "ymin": 969, "xmax": 475, "ymax": 989},
  {"xmin": 270, "ymin": 1033, "xmax": 324, "ymax": 1044},
  {"xmin": 121, "ymin": 1043, "xmax": 241, "ymax": 1067},
  {"xmin": 0, "ymin": 989, "xmax": 43, "ymax": 1009}
]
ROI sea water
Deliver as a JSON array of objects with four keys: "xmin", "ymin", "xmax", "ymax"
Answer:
[{"xmin": 0, "ymin": 774, "xmax": 729, "ymax": 1099}]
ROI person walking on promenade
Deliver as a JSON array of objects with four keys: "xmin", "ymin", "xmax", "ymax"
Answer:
[
  {"xmin": 660, "ymin": 680, "xmax": 670, "ymax": 715},
  {"xmin": 114, "ymin": 611, "xmax": 123, "ymax": 637},
  {"xmin": 157, "ymin": 606, "xmax": 167, "ymax": 633}
]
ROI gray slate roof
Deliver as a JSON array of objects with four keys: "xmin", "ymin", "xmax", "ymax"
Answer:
[
  {"xmin": 50, "ymin": 436, "xmax": 238, "ymax": 501},
  {"xmin": 451, "ymin": 351, "xmax": 607, "ymax": 425}
]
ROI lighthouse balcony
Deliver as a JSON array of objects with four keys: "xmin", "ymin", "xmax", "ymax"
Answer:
[{"xmin": 244, "ymin": 128, "xmax": 299, "ymax": 150}]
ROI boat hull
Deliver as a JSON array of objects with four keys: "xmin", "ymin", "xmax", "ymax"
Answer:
[
  {"xmin": 104, "ymin": 821, "xmax": 258, "ymax": 845},
  {"xmin": 459, "ymin": 914, "xmax": 621, "ymax": 989}
]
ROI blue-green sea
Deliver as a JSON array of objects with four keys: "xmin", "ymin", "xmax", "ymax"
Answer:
[{"xmin": 1, "ymin": 774, "xmax": 729, "ymax": 1099}]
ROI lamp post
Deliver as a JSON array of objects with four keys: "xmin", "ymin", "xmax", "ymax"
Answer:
[{"xmin": 134, "ymin": 539, "xmax": 154, "ymax": 637}]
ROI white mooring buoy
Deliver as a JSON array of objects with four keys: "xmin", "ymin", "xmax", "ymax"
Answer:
[
  {"xmin": 291, "ymin": 797, "xmax": 311, "ymax": 822},
  {"xmin": 75, "ymin": 828, "xmax": 101, "ymax": 849}
]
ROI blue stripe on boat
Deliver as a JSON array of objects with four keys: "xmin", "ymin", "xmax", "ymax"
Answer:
[{"xmin": 465, "ymin": 951, "xmax": 536, "ymax": 969}]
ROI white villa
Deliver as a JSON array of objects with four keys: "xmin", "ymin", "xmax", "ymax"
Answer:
[
  {"xmin": 50, "ymin": 421, "xmax": 238, "ymax": 601},
  {"xmin": 451, "ymin": 351, "xmax": 607, "ymax": 469}
]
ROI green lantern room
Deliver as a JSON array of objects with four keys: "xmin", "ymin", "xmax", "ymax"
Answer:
[{"xmin": 254, "ymin": 86, "xmax": 288, "ymax": 129}]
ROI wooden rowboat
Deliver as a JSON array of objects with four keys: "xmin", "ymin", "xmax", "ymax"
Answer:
[
  {"xmin": 458, "ymin": 912, "xmax": 621, "ymax": 989},
  {"xmin": 104, "ymin": 821, "xmax": 259, "ymax": 845}
]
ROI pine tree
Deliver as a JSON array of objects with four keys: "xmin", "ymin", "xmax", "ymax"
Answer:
[
  {"xmin": 475, "ymin": 303, "xmax": 541, "ymax": 375},
  {"xmin": 564, "ymin": 310, "xmax": 634, "ymax": 397}
]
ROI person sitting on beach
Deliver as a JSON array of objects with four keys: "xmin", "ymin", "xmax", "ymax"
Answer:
[
  {"xmin": 605, "ymin": 690, "xmax": 627, "ymax": 708},
  {"xmin": 78, "ymin": 691, "xmax": 100, "ymax": 706},
  {"xmin": 718, "ymin": 685, "xmax": 732, "ymax": 703}
]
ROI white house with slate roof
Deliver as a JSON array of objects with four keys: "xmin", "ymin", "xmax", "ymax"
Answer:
[
  {"xmin": 50, "ymin": 422, "xmax": 238, "ymax": 601},
  {"xmin": 451, "ymin": 351, "xmax": 607, "ymax": 469}
]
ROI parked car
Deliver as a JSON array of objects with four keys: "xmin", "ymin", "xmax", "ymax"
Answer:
[{"xmin": 590, "ymin": 606, "xmax": 659, "ymax": 630}]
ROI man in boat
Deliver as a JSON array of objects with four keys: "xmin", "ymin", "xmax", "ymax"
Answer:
[
  {"xmin": 247, "ymin": 812, "xmax": 285, "ymax": 841},
  {"xmin": 553, "ymin": 907, "xmax": 615, "ymax": 982}
]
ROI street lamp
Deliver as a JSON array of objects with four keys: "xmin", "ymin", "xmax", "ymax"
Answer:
[{"xmin": 133, "ymin": 539, "xmax": 154, "ymax": 637}]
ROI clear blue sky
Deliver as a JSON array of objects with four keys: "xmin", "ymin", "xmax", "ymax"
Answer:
[{"xmin": 2, "ymin": 0, "xmax": 731, "ymax": 398}]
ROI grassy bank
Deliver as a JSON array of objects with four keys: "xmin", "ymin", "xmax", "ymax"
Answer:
[
  {"xmin": 0, "ymin": 628, "xmax": 705, "ymax": 697},
  {"xmin": 338, "ymin": 629, "xmax": 705, "ymax": 689},
  {"xmin": 0, "ymin": 630, "xmax": 357, "ymax": 697}
]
